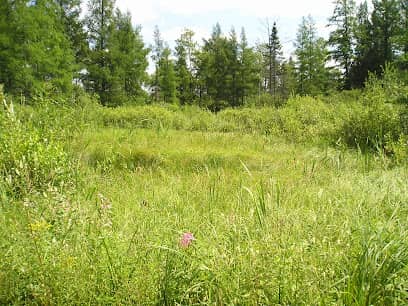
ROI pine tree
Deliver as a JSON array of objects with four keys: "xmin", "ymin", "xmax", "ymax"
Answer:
[
  {"xmin": 109, "ymin": 9, "xmax": 148, "ymax": 104},
  {"xmin": 55, "ymin": 0, "xmax": 87, "ymax": 70},
  {"xmin": 175, "ymin": 29, "xmax": 197, "ymax": 104},
  {"xmin": 371, "ymin": 0, "xmax": 401, "ymax": 71},
  {"xmin": 328, "ymin": 0, "xmax": 357, "ymax": 89},
  {"xmin": 151, "ymin": 26, "xmax": 164, "ymax": 102},
  {"xmin": 350, "ymin": 1, "xmax": 375, "ymax": 87},
  {"xmin": 294, "ymin": 16, "xmax": 331, "ymax": 95},
  {"xmin": 0, "ymin": 0, "xmax": 75, "ymax": 97},
  {"xmin": 396, "ymin": 0, "xmax": 408, "ymax": 68},
  {"xmin": 158, "ymin": 47, "xmax": 177, "ymax": 103},
  {"xmin": 237, "ymin": 28, "xmax": 260, "ymax": 105},
  {"xmin": 279, "ymin": 57, "xmax": 297, "ymax": 100},
  {"xmin": 85, "ymin": 0, "xmax": 116, "ymax": 105}
]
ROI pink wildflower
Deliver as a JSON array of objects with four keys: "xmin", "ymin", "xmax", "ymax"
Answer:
[{"xmin": 180, "ymin": 232, "xmax": 195, "ymax": 248}]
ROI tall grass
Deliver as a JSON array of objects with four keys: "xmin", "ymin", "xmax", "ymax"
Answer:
[{"xmin": 1, "ymin": 87, "xmax": 407, "ymax": 304}]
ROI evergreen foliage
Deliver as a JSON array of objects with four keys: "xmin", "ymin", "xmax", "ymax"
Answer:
[
  {"xmin": 328, "ymin": 0, "xmax": 357, "ymax": 89},
  {"xmin": 237, "ymin": 28, "xmax": 260, "ymax": 105},
  {"xmin": 174, "ymin": 29, "xmax": 197, "ymax": 105},
  {"xmin": 195, "ymin": 24, "xmax": 260, "ymax": 110},
  {"xmin": 371, "ymin": 0, "xmax": 401, "ymax": 72},
  {"xmin": 158, "ymin": 47, "xmax": 177, "ymax": 103},
  {"xmin": 350, "ymin": 1, "xmax": 375, "ymax": 87},
  {"xmin": 0, "ymin": 0, "xmax": 406, "ymax": 106},
  {"xmin": 109, "ymin": 9, "xmax": 149, "ymax": 104},
  {"xmin": 266, "ymin": 23, "xmax": 283, "ymax": 100},
  {"xmin": 0, "ymin": 0, "xmax": 75, "ymax": 97},
  {"xmin": 84, "ymin": 0, "xmax": 148, "ymax": 105},
  {"xmin": 294, "ymin": 16, "xmax": 332, "ymax": 95}
]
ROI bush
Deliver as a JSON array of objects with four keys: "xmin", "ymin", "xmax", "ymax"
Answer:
[
  {"xmin": 386, "ymin": 134, "xmax": 408, "ymax": 164},
  {"xmin": 0, "ymin": 94, "xmax": 76, "ymax": 198},
  {"xmin": 333, "ymin": 67, "xmax": 407, "ymax": 153},
  {"xmin": 336, "ymin": 102, "xmax": 401, "ymax": 151}
]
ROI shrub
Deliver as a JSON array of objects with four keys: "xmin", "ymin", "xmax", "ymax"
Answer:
[
  {"xmin": 245, "ymin": 93, "xmax": 286, "ymax": 108},
  {"xmin": 0, "ymin": 94, "xmax": 75, "ymax": 198},
  {"xmin": 386, "ymin": 134, "xmax": 408, "ymax": 164},
  {"xmin": 336, "ymin": 99, "xmax": 401, "ymax": 152}
]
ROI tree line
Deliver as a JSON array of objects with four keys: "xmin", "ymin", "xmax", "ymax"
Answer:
[{"xmin": 0, "ymin": 0, "xmax": 407, "ymax": 108}]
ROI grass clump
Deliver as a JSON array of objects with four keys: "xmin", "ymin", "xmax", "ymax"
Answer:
[{"xmin": 339, "ymin": 225, "xmax": 408, "ymax": 304}]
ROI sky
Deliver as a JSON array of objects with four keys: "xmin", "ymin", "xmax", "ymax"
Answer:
[{"xmin": 114, "ymin": 0, "xmax": 364, "ymax": 64}]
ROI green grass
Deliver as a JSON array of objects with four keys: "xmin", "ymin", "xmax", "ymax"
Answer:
[{"xmin": 1, "ymin": 100, "xmax": 408, "ymax": 304}]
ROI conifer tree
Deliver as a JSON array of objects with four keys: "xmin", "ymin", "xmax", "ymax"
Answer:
[
  {"xmin": 237, "ymin": 28, "xmax": 260, "ymax": 105},
  {"xmin": 55, "ymin": 0, "xmax": 87, "ymax": 69},
  {"xmin": 109, "ymin": 9, "xmax": 149, "ymax": 104},
  {"xmin": 158, "ymin": 47, "xmax": 177, "ymax": 103},
  {"xmin": 0, "ymin": 0, "xmax": 14, "ymax": 92},
  {"xmin": 151, "ymin": 26, "xmax": 164, "ymax": 102},
  {"xmin": 350, "ymin": 1, "xmax": 374, "ymax": 87},
  {"xmin": 328, "ymin": 0, "xmax": 357, "ymax": 89},
  {"xmin": 196, "ymin": 24, "xmax": 260, "ymax": 109},
  {"xmin": 175, "ymin": 29, "xmax": 197, "ymax": 104},
  {"xmin": 197, "ymin": 23, "xmax": 232, "ymax": 108},
  {"xmin": 279, "ymin": 57, "xmax": 297, "ymax": 101},
  {"xmin": 267, "ymin": 22, "xmax": 283, "ymax": 100},
  {"xmin": 0, "ymin": 0, "xmax": 75, "ymax": 97},
  {"xmin": 371, "ymin": 0, "xmax": 401, "ymax": 72},
  {"xmin": 395, "ymin": 0, "xmax": 408, "ymax": 68},
  {"xmin": 85, "ymin": 0, "xmax": 116, "ymax": 104},
  {"xmin": 294, "ymin": 16, "xmax": 331, "ymax": 95},
  {"xmin": 228, "ymin": 28, "xmax": 240, "ymax": 106}
]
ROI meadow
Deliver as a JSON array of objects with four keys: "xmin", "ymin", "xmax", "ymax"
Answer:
[{"xmin": 1, "ymin": 88, "xmax": 408, "ymax": 304}]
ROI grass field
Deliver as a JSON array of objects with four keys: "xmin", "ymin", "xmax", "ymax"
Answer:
[{"xmin": 1, "ymin": 100, "xmax": 408, "ymax": 304}]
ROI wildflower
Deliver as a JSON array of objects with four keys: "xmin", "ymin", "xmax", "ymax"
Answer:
[
  {"xmin": 180, "ymin": 232, "xmax": 195, "ymax": 248},
  {"xmin": 29, "ymin": 220, "xmax": 51, "ymax": 232}
]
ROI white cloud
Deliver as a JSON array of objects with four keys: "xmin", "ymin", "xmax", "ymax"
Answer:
[
  {"xmin": 116, "ymin": 0, "xmax": 159, "ymax": 24},
  {"xmin": 156, "ymin": 0, "xmax": 341, "ymax": 18},
  {"xmin": 116, "ymin": 0, "xmax": 367, "ymax": 61}
]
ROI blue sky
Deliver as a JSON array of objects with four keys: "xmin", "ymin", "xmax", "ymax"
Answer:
[{"xmin": 115, "ymin": 0, "xmax": 365, "ymax": 62}]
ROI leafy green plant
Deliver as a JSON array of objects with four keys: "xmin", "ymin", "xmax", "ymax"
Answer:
[
  {"xmin": 0, "ymin": 94, "xmax": 76, "ymax": 198},
  {"xmin": 340, "ymin": 227, "xmax": 408, "ymax": 305},
  {"xmin": 336, "ymin": 102, "xmax": 401, "ymax": 152}
]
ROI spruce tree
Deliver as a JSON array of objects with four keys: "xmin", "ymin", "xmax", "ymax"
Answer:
[
  {"xmin": 197, "ymin": 23, "xmax": 232, "ymax": 108},
  {"xmin": 227, "ymin": 28, "xmax": 240, "ymax": 106},
  {"xmin": 396, "ymin": 0, "xmax": 408, "ymax": 68},
  {"xmin": 267, "ymin": 22, "xmax": 283, "ymax": 101},
  {"xmin": 279, "ymin": 57, "xmax": 297, "ymax": 101},
  {"xmin": 0, "ymin": 0, "xmax": 14, "ymax": 92}
]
